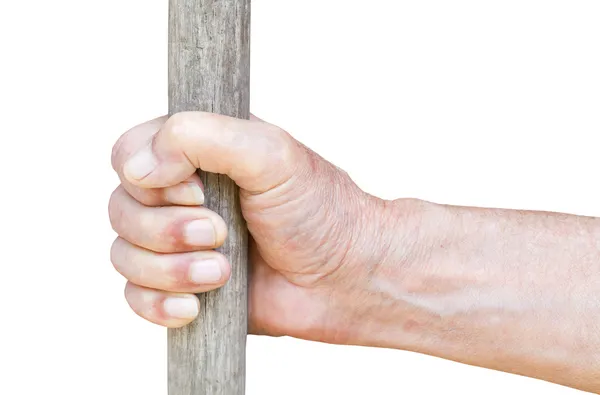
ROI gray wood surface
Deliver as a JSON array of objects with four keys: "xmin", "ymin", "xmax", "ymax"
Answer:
[{"xmin": 168, "ymin": 1, "xmax": 250, "ymax": 394}]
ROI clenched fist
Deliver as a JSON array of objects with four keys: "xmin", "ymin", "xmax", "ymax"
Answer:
[{"xmin": 109, "ymin": 112, "xmax": 411, "ymax": 344}]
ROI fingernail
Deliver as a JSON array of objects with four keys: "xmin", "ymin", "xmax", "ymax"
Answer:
[
  {"xmin": 184, "ymin": 219, "xmax": 216, "ymax": 247},
  {"xmin": 124, "ymin": 146, "xmax": 158, "ymax": 181},
  {"xmin": 189, "ymin": 184, "xmax": 205, "ymax": 205},
  {"xmin": 189, "ymin": 259, "xmax": 222, "ymax": 284},
  {"xmin": 163, "ymin": 297, "xmax": 198, "ymax": 319},
  {"xmin": 165, "ymin": 183, "xmax": 205, "ymax": 206}
]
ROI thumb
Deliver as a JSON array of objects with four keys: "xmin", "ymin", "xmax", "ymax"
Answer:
[{"xmin": 122, "ymin": 112, "xmax": 299, "ymax": 194}]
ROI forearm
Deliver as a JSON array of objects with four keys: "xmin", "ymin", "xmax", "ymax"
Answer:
[{"xmin": 352, "ymin": 199, "xmax": 600, "ymax": 392}]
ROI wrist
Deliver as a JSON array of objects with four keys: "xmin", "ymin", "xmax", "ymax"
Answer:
[{"xmin": 329, "ymin": 196, "xmax": 445, "ymax": 348}]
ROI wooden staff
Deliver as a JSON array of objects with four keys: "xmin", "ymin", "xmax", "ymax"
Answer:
[{"xmin": 168, "ymin": 1, "xmax": 250, "ymax": 394}]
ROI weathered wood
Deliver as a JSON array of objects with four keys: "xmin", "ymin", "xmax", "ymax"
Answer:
[{"xmin": 168, "ymin": 1, "xmax": 250, "ymax": 394}]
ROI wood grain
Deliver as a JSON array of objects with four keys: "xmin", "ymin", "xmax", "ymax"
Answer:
[{"xmin": 168, "ymin": 1, "xmax": 250, "ymax": 394}]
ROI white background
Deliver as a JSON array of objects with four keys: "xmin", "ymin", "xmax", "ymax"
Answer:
[{"xmin": 0, "ymin": 1, "xmax": 598, "ymax": 394}]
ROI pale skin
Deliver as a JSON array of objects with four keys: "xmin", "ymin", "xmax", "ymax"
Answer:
[{"xmin": 109, "ymin": 112, "xmax": 600, "ymax": 393}]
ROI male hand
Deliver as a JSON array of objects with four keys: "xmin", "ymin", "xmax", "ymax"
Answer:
[
  {"xmin": 109, "ymin": 112, "xmax": 412, "ymax": 343},
  {"xmin": 109, "ymin": 112, "xmax": 600, "ymax": 393}
]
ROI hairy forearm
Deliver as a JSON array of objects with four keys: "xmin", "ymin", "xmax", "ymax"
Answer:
[{"xmin": 351, "ymin": 199, "xmax": 600, "ymax": 392}]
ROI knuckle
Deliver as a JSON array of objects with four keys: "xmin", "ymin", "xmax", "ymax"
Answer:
[
  {"xmin": 109, "ymin": 238, "xmax": 120, "ymax": 268},
  {"xmin": 138, "ymin": 209, "xmax": 178, "ymax": 254},
  {"xmin": 273, "ymin": 129, "xmax": 296, "ymax": 166},
  {"xmin": 254, "ymin": 126, "xmax": 296, "ymax": 180},
  {"xmin": 133, "ymin": 191, "xmax": 160, "ymax": 207},
  {"xmin": 165, "ymin": 112, "xmax": 188, "ymax": 134},
  {"xmin": 108, "ymin": 186, "xmax": 125, "ymax": 231},
  {"xmin": 124, "ymin": 283, "xmax": 145, "ymax": 313},
  {"xmin": 167, "ymin": 111, "xmax": 222, "ymax": 138},
  {"xmin": 111, "ymin": 134, "xmax": 127, "ymax": 171},
  {"xmin": 164, "ymin": 112, "xmax": 215, "ymax": 166},
  {"xmin": 111, "ymin": 128, "xmax": 137, "ymax": 172},
  {"xmin": 110, "ymin": 238, "xmax": 130, "ymax": 276},
  {"xmin": 166, "ymin": 112, "xmax": 197, "ymax": 138},
  {"xmin": 113, "ymin": 118, "xmax": 165, "ymax": 172},
  {"xmin": 138, "ymin": 209, "xmax": 159, "ymax": 239},
  {"xmin": 124, "ymin": 282, "xmax": 145, "ymax": 305},
  {"xmin": 124, "ymin": 281, "xmax": 135, "ymax": 301}
]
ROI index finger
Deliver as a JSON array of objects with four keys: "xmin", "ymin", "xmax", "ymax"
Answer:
[{"xmin": 112, "ymin": 116, "xmax": 204, "ymax": 206}]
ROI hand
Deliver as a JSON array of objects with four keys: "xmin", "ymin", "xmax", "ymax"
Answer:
[
  {"xmin": 108, "ymin": 112, "xmax": 600, "ymax": 392},
  {"xmin": 109, "ymin": 112, "xmax": 413, "ymax": 343}
]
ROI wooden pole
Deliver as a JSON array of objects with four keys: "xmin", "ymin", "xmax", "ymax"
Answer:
[{"xmin": 168, "ymin": 1, "xmax": 250, "ymax": 394}]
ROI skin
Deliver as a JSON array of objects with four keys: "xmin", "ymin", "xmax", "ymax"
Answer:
[{"xmin": 109, "ymin": 112, "xmax": 600, "ymax": 393}]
